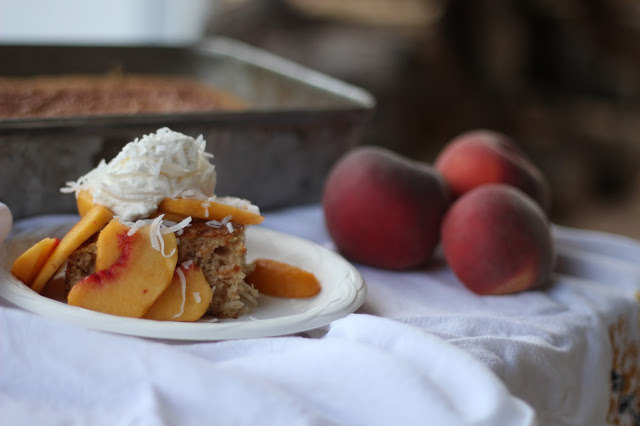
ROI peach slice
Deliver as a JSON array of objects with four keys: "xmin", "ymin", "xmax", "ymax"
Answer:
[
  {"xmin": 246, "ymin": 258, "xmax": 321, "ymax": 298},
  {"xmin": 143, "ymin": 263, "xmax": 213, "ymax": 322},
  {"xmin": 149, "ymin": 211, "xmax": 191, "ymax": 224},
  {"xmin": 158, "ymin": 198, "xmax": 264, "ymax": 225},
  {"xmin": 31, "ymin": 205, "xmax": 114, "ymax": 294},
  {"xmin": 76, "ymin": 190, "xmax": 94, "ymax": 217},
  {"xmin": 10, "ymin": 237, "xmax": 60, "ymax": 286},
  {"xmin": 95, "ymin": 219, "xmax": 130, "ymax": 271},
  {"xmin": 67, "ymin": 224, "xmax": 178, "ymax": 318}
]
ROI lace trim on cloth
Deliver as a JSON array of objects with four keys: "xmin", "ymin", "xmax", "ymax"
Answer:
[{"xmin": 607, "ymin": 310, "xmax": 640, "ymax": 425}]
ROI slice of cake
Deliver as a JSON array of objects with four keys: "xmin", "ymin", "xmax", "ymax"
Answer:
[{"xmin": 177, "ymin": 221, "xmax": 257, "ymax": 319}]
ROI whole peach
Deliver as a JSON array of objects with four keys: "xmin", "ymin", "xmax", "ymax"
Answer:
[
  {"xmin": 441, "ymin": 184, "xmax": 554, "ymax": 295},
  {"xmin": 323, "ymin": 146, "xmax": 449, "ymax": 270},
  {"xmin": 434, "ymin": 130, "xmax": 550, "ymax": 211}
]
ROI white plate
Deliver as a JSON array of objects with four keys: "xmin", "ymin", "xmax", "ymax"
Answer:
[{"xmin": 0, "ymin": 222, "xmax": 366, "ymax": 341}]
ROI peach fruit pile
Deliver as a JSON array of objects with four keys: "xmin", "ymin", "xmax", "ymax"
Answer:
[{"xmin": 323, "ymin": 129, "xmax": 555, "ymax": 295}]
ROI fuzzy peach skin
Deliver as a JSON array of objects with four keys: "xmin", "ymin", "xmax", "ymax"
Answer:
[
  {"xmin": 434, "ymin": 130, "xmax": 550, "ymax": 211},
  {"xmin": 441, "ymin": 184, "xmax": 555, "ymax": 295},
  {"xmin": 323, "ymin": 146, "xmax": 450, "ymax": 270}
]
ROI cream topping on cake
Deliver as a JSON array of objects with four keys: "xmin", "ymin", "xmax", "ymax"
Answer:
[{"xmin": 62, "ymin": 127, "xmax": 217, "ymax": 221}]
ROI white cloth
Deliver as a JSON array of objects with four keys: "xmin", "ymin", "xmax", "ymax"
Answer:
[{"xmin": 2, "ymin": 205, "xmax": 639, "ymax": 426}]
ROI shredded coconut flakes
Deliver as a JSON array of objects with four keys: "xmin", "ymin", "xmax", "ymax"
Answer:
[
  {"xmin": 221, "ymin": 215, "xmax": 234, "ymax": 233},
  {"xmin": 201, "ymin": 201, "xmax": 210, "ymax": 218},
  {"xmin": 124, "ymin": 214, "xmax": 191, "ymax": 257},
  {"xmin": 162, "ymin": 216, "xmax": 192, "ymax": 235},
  {"xmin": 173, "ymin": 267, "xmax": 187, "ymax": 319}
]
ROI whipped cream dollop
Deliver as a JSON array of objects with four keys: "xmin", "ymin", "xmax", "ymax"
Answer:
[{"xmin": 62, "ymin": 127, "xmax": 218, "ymax": 221}]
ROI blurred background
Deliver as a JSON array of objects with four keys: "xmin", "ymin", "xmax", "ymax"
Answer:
[{"xmin": 2, "ymin": 0, "xmax": 640, "ymax": 239}]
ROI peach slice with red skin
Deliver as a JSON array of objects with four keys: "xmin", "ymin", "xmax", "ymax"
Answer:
[
  {"xmin": 158, "ymin": 198, "xmax": 264, "ymax": 225},
  {"xmin": 67, "ymin": 223, "xmax": 178, "ymax": 318},
  {"xmin": 11, "ymin": 237, "xmax": 60, "ymax": 286},
  {"xmin": 31, "ymin": 205, "xmax": 114, "ymax": 294},
  {"xmin": 143, "ymin": 263, "xmax": 213, "ymax": 322},
  {"xmin": 246, "ymin": 258, "xmax": 321, "ymax": 298}
]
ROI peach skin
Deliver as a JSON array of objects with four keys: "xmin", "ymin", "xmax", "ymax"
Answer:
[
  {"xmin": 68, "ymin": 223, "xmax": 177, "ymax": 318},
  {"xmin": 323, "ymin": 146, "xmax": 449, "ymax": 270},
  {"xmin": 441, "ymin": 184, "xmax": 555, "ymax": 295},
  {"xmin": 435, "ymin": 130, "xmax": 550, "ymax": 211}
]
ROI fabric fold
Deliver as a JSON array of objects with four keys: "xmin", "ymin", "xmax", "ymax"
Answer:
[{"xmin": 2, "ymin": 205, "xmax": 639, "ymax": 425}]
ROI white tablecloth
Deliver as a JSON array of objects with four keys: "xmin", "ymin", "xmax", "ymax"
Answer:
[{"xmin": 2, "ymin": 204, "xmax": 639, "ymax": 426}]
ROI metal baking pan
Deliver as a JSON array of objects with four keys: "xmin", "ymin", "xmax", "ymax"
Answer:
[{"xmin": 0, "ymin": 37, "xmax": 374, "ymax": 219}]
